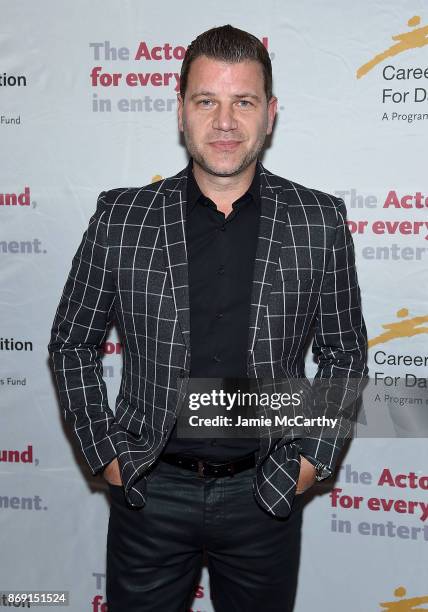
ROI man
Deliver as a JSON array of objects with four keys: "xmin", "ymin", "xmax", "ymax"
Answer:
[{"xmin": 48, "ymin": 25, "xmax": 368, "ymax": 612}]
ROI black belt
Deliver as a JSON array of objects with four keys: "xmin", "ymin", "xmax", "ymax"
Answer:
[{"xmin": 160, "ymin": 452, "xmax": 256, "ymax": 477}]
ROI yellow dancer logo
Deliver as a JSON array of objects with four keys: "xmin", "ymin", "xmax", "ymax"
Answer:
[
  {"xmin": 368, "ymin": 308, "xmax": 428, "ymax": 348},
  {"xmin": 380, "ymin": 586, "xmax": 428, "ymax": 610},
  {"xmin": 357, "ymin": 16, "xmax": 428, "ymax": 79}
]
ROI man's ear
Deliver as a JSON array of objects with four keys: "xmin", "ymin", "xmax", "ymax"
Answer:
[
  {"xmin": 177, "ymin": 93, "xmax": 184, "ymax": 132},
  {"xmin": 266, "ymin": 96, "xmax": 278, "ymax": 136}
]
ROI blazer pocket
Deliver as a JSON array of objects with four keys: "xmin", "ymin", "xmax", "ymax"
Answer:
[
  {"xmin": 283, "ymin": 272, "xmax": 323, "ymax": 302},
  {"xmin": 283, "ymin": 273, "xmax": 316, "ymax": 291},
  {"xmin": 279, "ymin": 274, "xmax": 322, "ymax": 325}
]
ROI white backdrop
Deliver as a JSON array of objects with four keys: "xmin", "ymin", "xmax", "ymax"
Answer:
[{"xmin": 1, "ymin": 1, "xmax": 427, "ymax": 610}]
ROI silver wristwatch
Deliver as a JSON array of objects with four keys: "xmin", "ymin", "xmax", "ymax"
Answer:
[{"xmin": 313, "ymin": 460, "xmax": 332, "ymax": 481}]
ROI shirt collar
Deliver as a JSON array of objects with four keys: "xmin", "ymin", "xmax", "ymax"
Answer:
[{"xmin": 186, "ymin": 159, "xmax": 260, "ymax": 216}]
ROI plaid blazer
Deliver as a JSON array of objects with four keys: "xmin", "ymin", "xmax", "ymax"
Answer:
[{"xmin": 48, "ymin": 161, "xmax": 368, "ymax": 518}]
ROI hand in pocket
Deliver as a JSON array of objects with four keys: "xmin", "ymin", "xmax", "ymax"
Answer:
[{"xmin": 102, "ymin": 457, "xmax": 123, "ymax": 486}]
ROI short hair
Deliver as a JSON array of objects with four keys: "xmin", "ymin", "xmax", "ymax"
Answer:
[{"xmin": 180, "ymin": 24, "xmax": 273, "ymax": 101}]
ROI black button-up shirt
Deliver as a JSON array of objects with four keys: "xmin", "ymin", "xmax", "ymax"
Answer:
[{"xmin": 164, "ymin": 160, "xmax": 261, "ymax": 460}]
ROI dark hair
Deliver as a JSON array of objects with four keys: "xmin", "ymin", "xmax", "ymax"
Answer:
[{"xmin": 180, "ymin": 25, "xmax": 273, "ymax": 101}]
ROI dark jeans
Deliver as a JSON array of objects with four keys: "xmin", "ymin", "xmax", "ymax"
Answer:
[{"xmin": 106, "ymin": 458, "xmax": 305, "ymax": 612}]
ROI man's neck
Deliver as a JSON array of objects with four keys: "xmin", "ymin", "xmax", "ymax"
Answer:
[{"xmin": 192, "ymin": 160, "xmax": 257, "ymax": 214}]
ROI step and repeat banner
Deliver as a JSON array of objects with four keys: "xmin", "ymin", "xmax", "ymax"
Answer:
[{"xmin": 1, "ymin": 1, "xmax": 427, "ymax": 610}]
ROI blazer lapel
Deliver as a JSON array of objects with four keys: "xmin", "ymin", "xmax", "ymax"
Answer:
[
  {"xmin": 159, "ymin": 169, "xmax": 191, "ymax": 351},
  {"xmin": 246, "ymin": 165, "xmax": 289, "ymax": 365}
]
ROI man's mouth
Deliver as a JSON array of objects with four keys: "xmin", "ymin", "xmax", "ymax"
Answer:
[{"xmin": 208, "ymin": 140, "xmax": 242, "ymax": 151}]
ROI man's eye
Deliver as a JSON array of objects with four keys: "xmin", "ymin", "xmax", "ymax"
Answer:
[
  {"xmin": 199, "ymin": 99, "xmax": 213, "ymax": 107},
  {"xmin": 238, "ymin": 100, "xmax": 252, "ymax": 108}
]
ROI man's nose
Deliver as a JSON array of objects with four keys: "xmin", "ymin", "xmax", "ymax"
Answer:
[{"xmin": 212, "ymin": 104, "xmax": 238, "ymax": 131}]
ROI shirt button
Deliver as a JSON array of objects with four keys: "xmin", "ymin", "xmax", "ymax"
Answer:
[
  {"xmin": 210, "ymin": 440, "xmax": 217, "ymax": 446},
  {"xmin": 218, "ymin": 266, "xmax": 225, "ymax": 275},
  {"xmin": 218, "ymin": 225, "xmax": 226, "ymax": 231},
  {"xmin": 216, "ymin": 313, "xmax": 223, "ymax": 320},
  {"xmin": 213, "ymin": 355, "xmax": 221, "ymax": 363}
]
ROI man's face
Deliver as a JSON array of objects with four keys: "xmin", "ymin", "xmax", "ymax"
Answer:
[{"xmin": 177, "ymin": 56, "xmax": 277, "ymax": 178}]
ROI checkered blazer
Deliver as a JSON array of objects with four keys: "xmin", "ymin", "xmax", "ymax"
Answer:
[{"xmin": 48, "ymin": 161, "xmax": 368, "ymax": 518}]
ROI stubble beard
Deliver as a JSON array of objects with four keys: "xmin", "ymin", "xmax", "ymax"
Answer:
[{"xmin": 182, "ymin": 118, "xmax": 267, "ymax": 178}]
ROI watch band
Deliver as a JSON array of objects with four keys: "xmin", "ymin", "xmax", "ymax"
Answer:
[{"xmin": 314, "ymin": 460, "xmax": 333, "ymax": 481}]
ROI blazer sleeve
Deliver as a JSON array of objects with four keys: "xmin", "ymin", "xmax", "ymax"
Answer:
[
  {"xmin": 295, "ymin": 197, "xmax": 369, "ymax": 473},
  {"xmin": 47, "ymin": 191, "xmax": 118, "ymax": 476}
]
